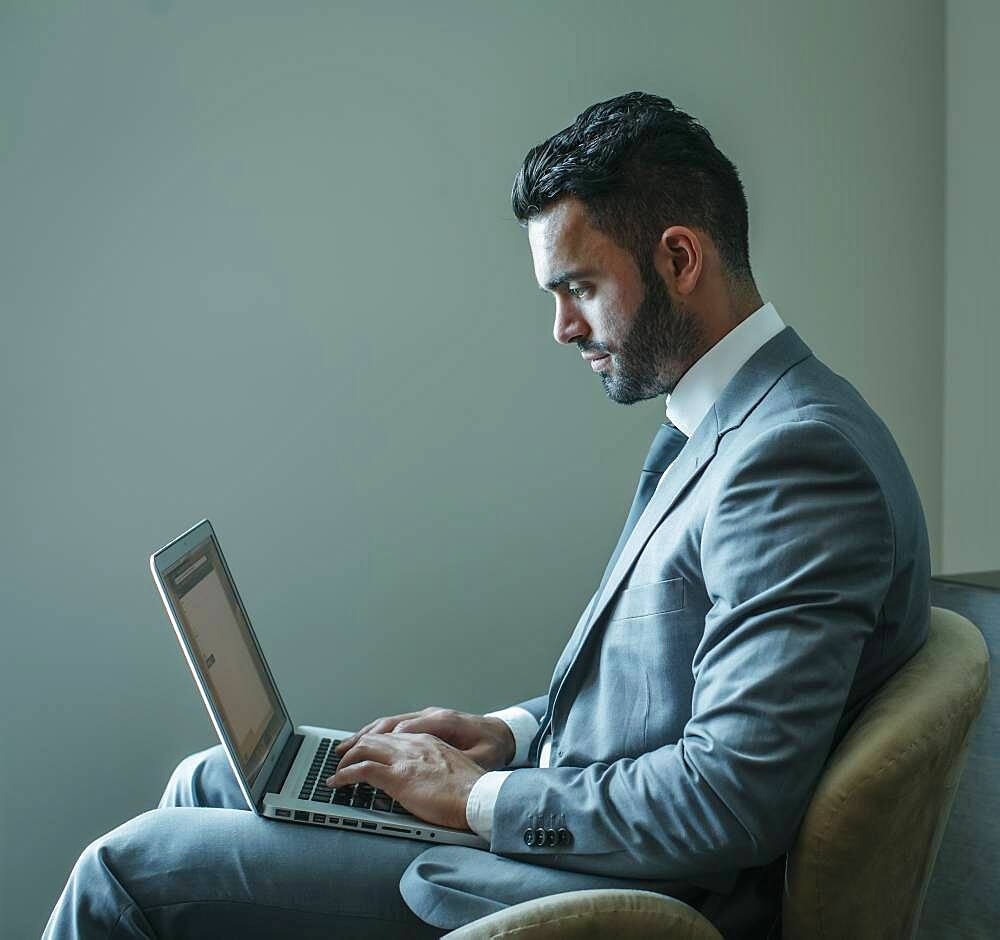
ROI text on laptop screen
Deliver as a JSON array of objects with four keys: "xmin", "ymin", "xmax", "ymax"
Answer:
[{"xmin": 163, "ymin": 537, "xmax": 284, "ymax": 785}]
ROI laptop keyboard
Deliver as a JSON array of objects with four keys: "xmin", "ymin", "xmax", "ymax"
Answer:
[{"xmin": 297, "ymin": 738, "xmax": 412, "ymax": 815}]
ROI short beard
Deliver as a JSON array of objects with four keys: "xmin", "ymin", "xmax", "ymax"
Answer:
[{"xmin": 600, "ymin": 255, "xmax": 706, "ymax": 405}]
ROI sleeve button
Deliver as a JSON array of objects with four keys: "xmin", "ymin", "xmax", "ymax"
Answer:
[
  {"xmin": 557, "ymin": 827, "xmax": 572, "ymax": 846},
  {"xmin": 545, "ymin": 828, "xmax": 557, "ymax": 846},
  {"xmin": 534, "ymin": 827, "xmax": 546, "ymax": 846},
  {"xmin": 523, "ymin": 828, "xmax": 535, "ymax": 846}
]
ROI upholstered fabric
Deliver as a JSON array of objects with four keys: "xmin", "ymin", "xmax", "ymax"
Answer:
[
  {"xmin": 445, "ymin": 889, "xmax": 723, "ymax": 939},
  {"xmin": 923, "ymin": 576, "xmax": 1000, "ymax": 937},
  {"xmin": 782, "ymin": 606, "xmax": 989, "ymax": 939},
  {"xmin": 445, "ymin": 608, "xmax": 989, "ymax": 939}
]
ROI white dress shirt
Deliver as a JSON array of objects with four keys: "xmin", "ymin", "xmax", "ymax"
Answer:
[{"xmin": 465, "ymin": 301, "xmax": 787, "ymax": 838}]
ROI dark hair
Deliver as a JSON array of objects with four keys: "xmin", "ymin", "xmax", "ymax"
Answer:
[{"xmin": 512, "ymin": 92, "xmax": 754, "ymax": 286}]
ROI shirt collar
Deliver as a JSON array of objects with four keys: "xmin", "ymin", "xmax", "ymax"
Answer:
[{"xmin": 665, "ymin": 301, "xmax": 786, "ymax": 437}]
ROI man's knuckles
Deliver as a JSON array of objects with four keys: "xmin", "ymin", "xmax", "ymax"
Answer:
[{"xmin": 338, "ymin": 759, "xmax": 378, "ymax": 781}]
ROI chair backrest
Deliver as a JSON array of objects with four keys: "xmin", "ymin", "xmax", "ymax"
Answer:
[{"xmin": 783, "ymin": 607, "xmax": 990, "ymax": 939}]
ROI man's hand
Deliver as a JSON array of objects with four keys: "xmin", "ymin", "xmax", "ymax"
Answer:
[
  {"xmin": 334, "ymin": 707, "xmax": 515, "ymax": 770},
  {"xmin": 329, "ymin": 732, "xmax": 485, "ymax": 831}
]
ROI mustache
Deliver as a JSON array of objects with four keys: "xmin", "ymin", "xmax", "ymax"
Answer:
[{"xmin": 576, "ymin": 341, "xmax": 611, "ymax": 356}]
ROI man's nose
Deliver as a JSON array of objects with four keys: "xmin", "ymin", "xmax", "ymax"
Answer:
[{"xmin": 553, "ymin": 298, "xmax": 589, "ymax": 346}]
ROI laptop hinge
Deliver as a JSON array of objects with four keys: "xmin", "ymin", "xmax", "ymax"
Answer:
[{"xmin": 260, "ymin": 731, "xmax": 304, "ymax": 809}]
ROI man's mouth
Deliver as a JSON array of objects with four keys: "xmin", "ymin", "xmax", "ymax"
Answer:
[{"xmin": 583, "ymin": 352, "xmax": 611, "ymax": 371}]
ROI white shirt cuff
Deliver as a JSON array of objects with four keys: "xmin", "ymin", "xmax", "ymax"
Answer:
[
  {"xmin": 485, "ymin": 706, "xmax": 540, "ymax": 768},
  {"xmin": 466, "ymin": 770, "xmax": 512, "ymax": 840},
  {"xmin": 538, "ymin": 733, "xmax": 552, "ymax": 769}
]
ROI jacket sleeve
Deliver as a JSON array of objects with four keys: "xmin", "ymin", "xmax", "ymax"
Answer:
[
  {"xmin": 488, "ymin": 418, "xmax": 895, "ymax": 878},
  {"xmin": 511, "ymin": 695, "xmax": 548, "ymax": 724}
]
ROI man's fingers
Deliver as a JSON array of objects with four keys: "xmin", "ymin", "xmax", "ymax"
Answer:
[
  {"xmin": 335, "ymin": 726, "xmax": 369, "ymax": 754},
  {"xmin": 332, "ymin": 736, "xmax": 380, "ymax": 777},
  {"xmin": 329, "ymin": 731, "xmax": 416, "ymax": 782},
  {"xmin": 335, "ymin": 711, "xmax": 427, "ymax": 754},
  {"xmin": 394, "ymin": 714, "xmax": 452, "ymax": 736},
  {"xmin": 331, "ymin": 759, "xmax": 394, "ymax": 793},
  {"xmin": 460, "ymin": 745, "xmax": 491, "ymax": 768}
]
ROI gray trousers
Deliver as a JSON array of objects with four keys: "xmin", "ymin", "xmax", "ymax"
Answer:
[
  {"xmin": 43, "ymin": 745, "xmax": 712, "ymax": 937},
  {"xmin": 42, "ymin": 745, "xmax": 442, "ymax": 938}
]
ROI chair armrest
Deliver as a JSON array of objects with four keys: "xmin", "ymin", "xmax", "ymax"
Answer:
[{"xmin": 443, "ymin": 888, "xmax": 722, "ymax": 939}]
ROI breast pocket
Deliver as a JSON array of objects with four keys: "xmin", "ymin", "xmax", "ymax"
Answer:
[{"xmin": 612, "ymin": 576, "xmax": 686, "ymax": 621}]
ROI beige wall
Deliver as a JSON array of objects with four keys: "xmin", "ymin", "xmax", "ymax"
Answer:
[{"xmin": 943, "ymin": 0, "xmax": 1000, "ymax": 572}]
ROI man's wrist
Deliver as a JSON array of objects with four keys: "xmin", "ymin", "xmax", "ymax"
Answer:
[
  {"xmin": 482, "ymin": 716, "xmax": 516, "ymax": 767},
  {"xmin": 484, "ymin": 707, "xmax": 540, "ymax": 767},
  {"xmin": 466, "ymin": 769, "xmax": 513, "ymax": 840}
]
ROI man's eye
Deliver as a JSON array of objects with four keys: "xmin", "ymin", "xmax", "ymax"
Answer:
[{"xmin": 568, "ymin": 286, "xmax": 587, "ymax": 299}]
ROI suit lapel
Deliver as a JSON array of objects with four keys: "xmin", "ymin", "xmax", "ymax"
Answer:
[
  {"xmin": 592, "ymin": 410, "xmax": 720, "ymax": 618},
  {"xmin": 541, "ymin": 420, "xmax": 719, "ymax": 738},
  {"xmin": 546, "ymin": 327, "xmax": 815, "ymax": 729}
]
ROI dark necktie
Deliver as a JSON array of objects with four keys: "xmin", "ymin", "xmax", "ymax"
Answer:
[
  {"xmin": 535, "ymin": 421, "xmax": 690, "ymax": 764},
  {"xmin": 596, "ymin": 421, "xmax": 689, "ymax": 597}
]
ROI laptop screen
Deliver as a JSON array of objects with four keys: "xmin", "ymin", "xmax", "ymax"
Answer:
[{"xmin": 161, "ymin": 536, "xmax": 285, "ymax": 786}]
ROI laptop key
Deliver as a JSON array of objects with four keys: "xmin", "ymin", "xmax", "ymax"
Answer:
[{"xmin": 353, "ymin": 786, "xmax": 375, "ymax": 809}]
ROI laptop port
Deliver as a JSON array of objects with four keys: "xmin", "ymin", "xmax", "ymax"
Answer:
[
  {"xmin": 341, "ymin": 818, "xmax": 358, "ymax": 827},
  {"xmin": 294, "ymin": 811, "xmax": 309, "ymax": 821},
  {"xmin": 326, "ymin": 817, "xmax": 339, "ymax": 825},
  {"xmin": 275, "ymin": 809, "xmax": 291, "ymax": 818},
  {"xmin": 312, "ymin": 814, "xmax": 326, "ymax": 823},
  {"xmin": 380, "ymin": 824, "xmax": 412, "ymax": 834},
  {"xmin": 361, "ymin": 821, "xmax": 377, "ymax": 831}
]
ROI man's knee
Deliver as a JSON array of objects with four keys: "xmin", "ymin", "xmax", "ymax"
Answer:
[
  {"xmin": 160, "ymin": 745, "xmax": 232, "ymax": 809},
  {"xmin": 74, "ymin": 814, "xmax": 143, "ymax": 887},
  {"xmin": 47, "ymin": 811, "xmax": 165, "ymax": 937},
  {"xmin": 401, "ymin": 846, "xmax": 509, "ymax": 929}
]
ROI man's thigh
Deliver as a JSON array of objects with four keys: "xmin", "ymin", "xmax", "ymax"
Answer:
[
  {"xmin": 93, "ymin": 805, "xmax": 440, "ymax": 938},
  {"xmin": 401, "ymin": 844, "xmax": 709, "ymax": 931}
]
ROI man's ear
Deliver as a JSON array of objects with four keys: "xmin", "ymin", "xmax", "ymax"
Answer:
[{"xmin": 653, "ymin": 225, "xmax": 703, "ymax": 296}]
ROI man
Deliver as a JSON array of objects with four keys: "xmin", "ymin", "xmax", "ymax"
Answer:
[{"xmin": 45, "ymin": 92, "xmax": 930, "ymax": 938}]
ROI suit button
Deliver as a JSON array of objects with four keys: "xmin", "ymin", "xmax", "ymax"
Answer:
[
  {"xmin": 545, "ymin": 828, "xmax": 557, "ymax": 847},
  {"xmin": 557, "ymin": 827, "xmax": 572, "ymax": 846},
  {"xmin": 523, "ymin": 828, "xmax": 535, "ymax": 846},
  {"xmin": 534, "ymin": 827, "xmax": 546, "ymax": 846}
]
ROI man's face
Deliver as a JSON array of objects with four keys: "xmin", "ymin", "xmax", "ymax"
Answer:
[{"xmin": 528, "ymin": 197, "xmax": 704, "ymax": 404}]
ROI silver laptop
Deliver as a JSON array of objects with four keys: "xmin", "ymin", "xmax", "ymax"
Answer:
[{"xmin": 150, "ymin": 518, "xmax": 486, "ymax": 848}]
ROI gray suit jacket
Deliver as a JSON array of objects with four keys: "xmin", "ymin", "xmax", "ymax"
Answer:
[{"xmin": 401, "ymin": 326, "xmax": 931, "ymax": 937}]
